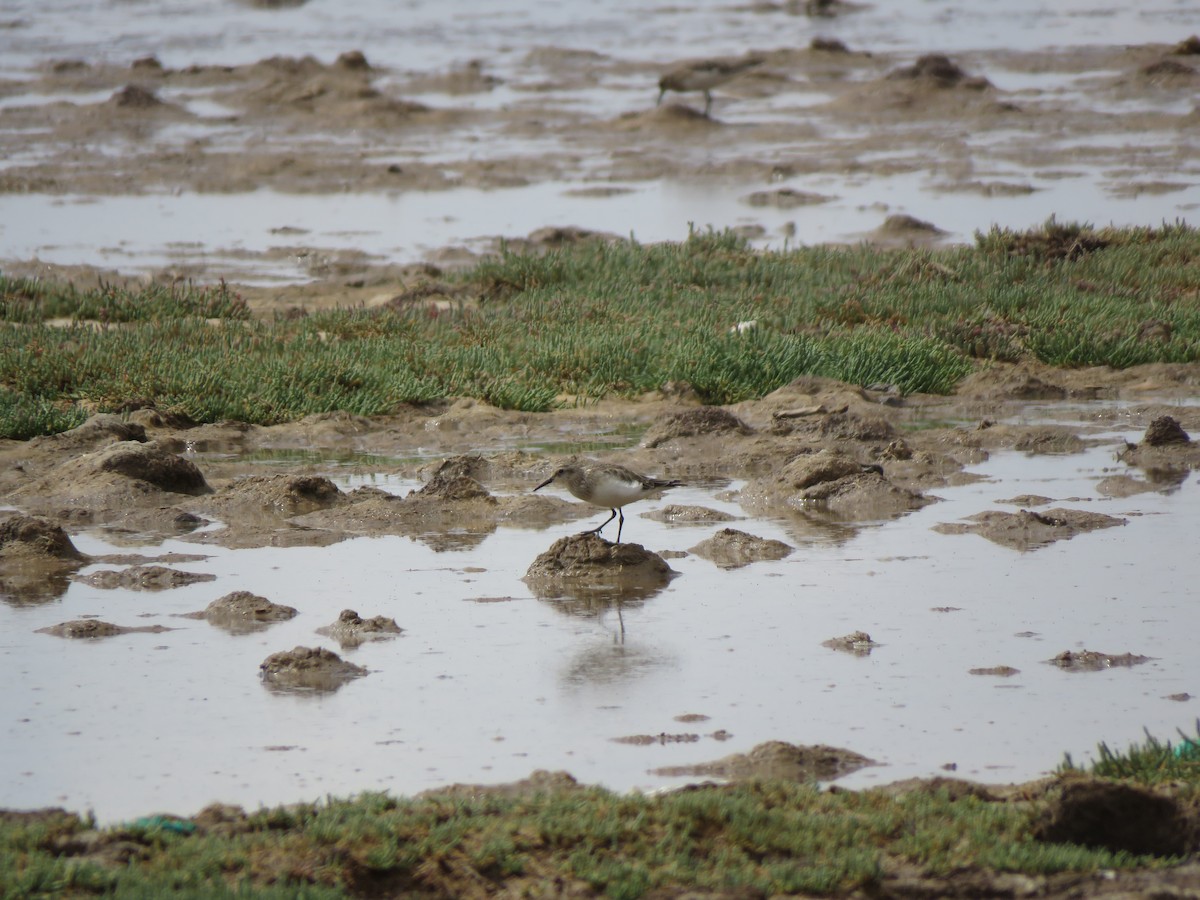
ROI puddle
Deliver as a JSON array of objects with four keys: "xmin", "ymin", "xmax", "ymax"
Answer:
[
  {"xmin": 3, "ymin": 170, "xmax": 1197, "ymax": 283},
  {"xmin": 2, "ymin": 418, "xmax": 1197, "ymax": 822}
]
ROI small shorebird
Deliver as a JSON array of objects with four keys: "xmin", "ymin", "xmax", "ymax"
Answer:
[
  {"xmin": 533, "ymin": 463, "xmax": 682, "ymax": 544},
  {"xmin": 656, "ymin": 55, "xmax": 765, "ymax": 117}
]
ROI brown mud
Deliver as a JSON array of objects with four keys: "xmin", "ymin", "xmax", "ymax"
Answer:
[
  {"xmin": 314, "ymin": 608, "xmax": 404, "ymax": 647},
  {"xmin": 182, "ymin": 590, "xmax": 298, "ymax": 633},
  {"xmin": 258, "ymin": 644, "xmax": 368, "ymax": 693}
]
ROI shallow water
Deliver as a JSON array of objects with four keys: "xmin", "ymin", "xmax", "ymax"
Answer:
[
  {"xmin": 2, "ymin": 0, "xmax": 1193, "ymax": 75},
  {"xmin": 1, "ymin": 0, "xmax": 1198, "ymax": 279},
  {"xmin": 2, "ymin": 412, "xmax": 1197, "ymax": 823}
]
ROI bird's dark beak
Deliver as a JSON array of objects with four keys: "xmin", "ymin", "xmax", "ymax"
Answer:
[
  {"xmin": 656, "ymin": 86, "xmax": 665, "ymax": 106},
  {"xmin": 533, "ymin": 476, "xmax": 555, "ymax": 492}
]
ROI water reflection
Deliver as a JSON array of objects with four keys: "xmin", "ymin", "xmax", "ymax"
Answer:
[
  {"xmin": 561, "ymin": 641, "xmax": 676, "ymax": 687},
  {"xmin": 0, "ymin": 570, "xmax": 72, "ymax": 605},
  {"xmin": 530, "ymin": 579, "xmax": 668, "ymax": 617}
]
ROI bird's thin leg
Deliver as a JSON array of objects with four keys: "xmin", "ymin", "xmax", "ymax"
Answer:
[
  {"xmin": 704, "ymin": 90, "xmax": 712, "ymax": 117},
  {"xmin": 587, "ymin": 508, "xmax": 618, "ymax": 537},
  {"xmin": 616, "ymin": 508, "xmax": 625, "ymax": 544},
  {"xmin": 656, "ymin": 87, "xmax": 665, "ymax": 106}
]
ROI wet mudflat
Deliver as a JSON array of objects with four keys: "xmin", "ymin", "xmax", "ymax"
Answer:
[
  {"xmin": 2, "ymin": 375, "xmax": 1198, "ymax": 824},
  {"xmin": 1, "ymin": 0, "xmax": 1199, "ymax": 288}
]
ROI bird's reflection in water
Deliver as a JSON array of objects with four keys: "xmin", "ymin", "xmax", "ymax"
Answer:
[
  {"xmin": 561, "ymin": 640, "xmax": 676, "ymax": 687},
  {"xmin": 529, "ymin": 579, "xmax": 667, "ymax": 640},
  {"xmin": 530, "ymin": 579, "xmax": 676, "ymax": 685}
]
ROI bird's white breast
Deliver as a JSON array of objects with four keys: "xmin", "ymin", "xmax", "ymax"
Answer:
[{"xmin": 579, "ymin": 473, "xmax": 647, "ymax": 508}]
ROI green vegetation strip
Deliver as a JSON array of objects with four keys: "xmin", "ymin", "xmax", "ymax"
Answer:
[
  {"xmin": 3, "ymin": 220, "xmax": 1200, "ymax": 439},
  {"xmin": 4, "ymin": 726, "xmax": 1198, "ymax": 899}
]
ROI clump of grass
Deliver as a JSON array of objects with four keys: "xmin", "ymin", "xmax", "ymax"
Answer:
[
  {"xmin": 0, "ymin": 275, "xmax": 250, "ymax": 323},
  {"xmin": 975, "ymin": 216, "xmax": 1112, "ymax": 262},
  {"xmin": 3, "ymin": 222, "xmax": 1200, "ymax": 438},
  {"xmin": 0, "ymin": 388, "xmax": 89, "ymax": 439},
  {"xmin": 0, "ymin": 775, "xmax": 1175, "ymax": 899},
  {"xmin": 1059, "ymin": 721, "xmax": 1200, "ymax": 784}
]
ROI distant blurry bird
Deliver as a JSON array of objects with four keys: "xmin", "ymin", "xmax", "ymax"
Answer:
[{"xmin": 656, "ymin": 55, "xmax": 765, "ymax": 117}]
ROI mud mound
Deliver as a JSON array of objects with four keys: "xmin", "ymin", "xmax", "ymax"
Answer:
[
  {"xmin": 1035, "ymin": 775, "xmax": 1198, "ymax": 856},
  {"xmin": 0, "ymin": 516, "xmax": 85, "ymax": 562},
  {"xmin": 37, "ymin": 619, "xmax": 172, "ymax": 639},
  {"xmin": 259, "ymin": 645, "xmax": 368, "ymax": 693},
  {"xmin": 822, "ymin": 630, "xmax": 878, "ymax": 655},
  {"xmin": 1174, "ymin": 35, "xmax": 1200, "ymax": 55},
  {"xmin": 184, "ymin": 591, "xmax": 298, "ymax": 633},
  {"xmin": 876, "ymin": 214, "xmax": 945, "ymax": 236},
  {"xmin": 887, "ymin": 54, "xmax": 990, "ymax": 89},
  {"xmin": 125, "ymin": 407, "xmax": 196, "ymax": 430},
  {"xmin": 652, "ymin": 741, "xmax": 874, "ymax": 782},
  {"xmin": 688, "ymin": 528, "xmax": 792, "ymax": 569},
  {"xmin": 413, "ymin": 470, "xmax": 494, "ymax": 502},
  {"xmin": 1049, "ymin": 649, "xmax": 1151, "ymax": 671},
  {"xmin": 1143, "ymin": 415, "xmax": 1190, "ymax": 446},
  {"xmin": 425, "ymin": 770, "xmax": 581, "ymax": 800},
  {"xmin": 780, "ymin": 452, "xmax": 864, "ymax": 489},
  {"xmin": 334, "ymin": 50, "xmax": 370, "ymax": 70},
  {"xmin": 743, "ymin": 451, "xmax": 932, "ymax": 521},
  {"xmin": 92, "ymin": 441, "xmax": 211, "ymax": 494},
  {"xmin": 424, "ymin": 453, "xmax": 494, "ymax": 482},
  {"xmin": 76, "ymin": 565, "xmax": 216, "ymax": 590},
  {"xmin": 1096, "ymin": 471, "xmax": 1186, "ymax": 498},
  {"xmin": 31, "ymin": 414, "xmax": 148, "ymax": 452},
  {"xmin": 0, "ymin": 518, "xmax": 87, "ymax": 605},
  {"xmin": 1117, "ymin": 414, "xmax": 1200, "ymax": 471},
  {"xmin": 237, "ymin": 54, "xmax": 430, "ymax": 123},
  {"xmin": 111, "ymin": 84, "xmax": 165, "ymax": 108},
  {"xmin": 876, "ymin": 776, "xmax": 1000, "ymax": 803},
  {"xmin": 1140, "ymin": 58, "xmax": 1195, "ymax": 81},
  {"xmin": 818, "ymin": 410, "xmax": 896, "ymax": 441},
  {"xmin": 956, "ymin": 368, "xmax": 1070, "ymax": 401},
  {"xmin": 316, "ymin": 608, "xmax": 403, "ymax": 647},
  {"xmin": 214, "ymin": 474, "xmax": 344, "ymax": 514},
  {"xmin": 517, "ymin": 226, "xmax": 612, "ymax": 251},
  {"xmin": 291, "ymin": 481, "xmax": 517, "ymax": 551},
  {"xmin": 525, "ymin": 533, "xmax": 675, "ymax": 582},
  {"xmin": 642, "ymin": 407, "xmax": 753, "ymax": 448},
  {"xmin": 770, "ymin": 407, "xmax": 896, "ymax": 441},
  {"xmin": 934, "ymin": 508, "xmax": 1126, "ymax": 551}
]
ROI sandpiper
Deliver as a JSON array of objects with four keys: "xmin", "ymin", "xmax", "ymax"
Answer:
[
  {"xmin": 656, "ymin": 55, "xmax": 765, "ymax": 117},
  {"xmin": 533, "ymin": 463, "xmax": 682, "ymax": 544}
]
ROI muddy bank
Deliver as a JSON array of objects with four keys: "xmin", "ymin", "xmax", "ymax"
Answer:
[{"xmin": 0, "ymin": 362, "xmax": 1196, "ymax": 562}]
